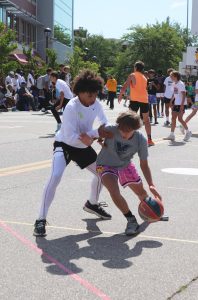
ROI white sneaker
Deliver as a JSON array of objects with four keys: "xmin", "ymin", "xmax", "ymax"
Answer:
[
  {"xmin": 179, "ymin": 125, "xmax": 185, "ymax": 135},
  {"xmin": 164, "ymin": 133, "xmax": 175, "ymax": 141},
  {"xmin": 183, "ymin": 131, "xmax": 192, "ymax": 141}
]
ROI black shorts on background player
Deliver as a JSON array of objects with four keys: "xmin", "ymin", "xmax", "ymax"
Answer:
[{"xmin": 129, "ymin": 101, "xmax": 149, "ymax": 114}]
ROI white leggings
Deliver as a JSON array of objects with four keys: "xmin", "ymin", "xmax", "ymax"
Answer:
[{"xmin": 38, "ymin": 149, "xmax": 102, "ymax": 219}]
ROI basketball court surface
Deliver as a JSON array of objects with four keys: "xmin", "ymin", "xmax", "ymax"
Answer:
[{"xmin": 0, "ymin": 101, "xmax": 198, "ymax": 300}]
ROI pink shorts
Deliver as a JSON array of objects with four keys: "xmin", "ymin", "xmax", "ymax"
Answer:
[{"xmin": 97, "ymin": 163, "xmax": 141, "ymax": 188}]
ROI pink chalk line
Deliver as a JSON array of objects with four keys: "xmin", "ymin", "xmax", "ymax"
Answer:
[{"xmin": 0, "ymin": 220, "xmax": 111, "ymax": 300}]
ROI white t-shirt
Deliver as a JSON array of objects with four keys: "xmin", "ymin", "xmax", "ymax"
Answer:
[
  {"xmin": 16, "ymin": 73, "xmax": 23, "ymax": 85},
  {"xmin": 195, "ymin": 80, "xmax": 198, "ymax": 101},
  {"xmin": 56, "ymin": 96, "xmax": 108, "ymax": 148},
  {"xmin": 12, "ymin": 78, "xmax": 20, "ymax": 91},
  {"xmin": 164, "ymin": 76, "xmax": 174, "ymax": 99},
  {"xmin": 173, "ymin": 80, "xmax": 187, "ymax": 105},
  {"xmin": 27, "ymin": 73, "xmax": 35, "ymax": 88},
  {"xmin": 5, "ymin": 75, "xmax": 12, "ymax": 86},
  {"xmin": 55, "ymin": 79, "xmax": 73, "ymax": 99}
]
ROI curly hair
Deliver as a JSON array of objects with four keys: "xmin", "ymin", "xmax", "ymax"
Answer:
[
  {"xmin": 73, "ymin": 70, "xmax": 104, "ymax": 95},
  {"xmin": 116, "ymin": 110, "xmax": 142, "ymax": 131}
]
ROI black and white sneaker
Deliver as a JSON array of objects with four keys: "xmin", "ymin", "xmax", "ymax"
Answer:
[
  {"xmin": 33, "ymin": 219, "xmax": 47, "ymax": 237},
  {"xmin": 83, "ymin": 201, "xmax": 112, "ymax": 220},
  {"xmin": 125, "ymin": 216, "xmax": 139, "ymax": 236}
]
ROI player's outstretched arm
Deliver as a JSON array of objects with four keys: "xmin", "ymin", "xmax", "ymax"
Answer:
[{"xmin": 140, "ymin": 160, "xmax": 162, "ymax": 201}]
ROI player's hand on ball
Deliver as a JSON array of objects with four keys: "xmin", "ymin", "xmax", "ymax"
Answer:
[
  {"xmin": 149, "ymin": 185, "xmax": 162, "ymax": 201},
  {"xmin": 79, "ymin": 133, "xmax": 93, "ymax": 146},
  {"xmin": 98, "ymin": 125, "xmax": 113, "ymax": 139}
]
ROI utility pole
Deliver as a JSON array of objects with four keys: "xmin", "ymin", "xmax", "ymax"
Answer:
[{"xmin": 186, "ymin": 0, "xmax": 189, "ymax": 48}]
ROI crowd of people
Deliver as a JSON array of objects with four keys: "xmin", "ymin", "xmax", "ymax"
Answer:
[
  {"xmin": 1, "ymin": 61, "xmax": 198, "ymax": 140},
  {"xmin": 0, "ymin": 65, "xmax": 73, "ymax": 132},
  {"xmin": 118, "ymin": 62, "xmax": 198, "ymax": 145}
]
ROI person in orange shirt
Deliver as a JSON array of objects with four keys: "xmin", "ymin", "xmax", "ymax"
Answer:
[
  {"xmin": 118, "ymin": 61, "xmax": 154, "ymax": 146},
  {"xmin": 106, "ymin": 75, "xmax": 117, "ymax": 109}
]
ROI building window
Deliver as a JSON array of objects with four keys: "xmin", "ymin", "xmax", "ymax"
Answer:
[
  {"xmin": 27, "ymin": 23, "xmax": 31, "ymax": 44},
  {"xmin": 0, "ymin": 7, "xmax": 3, "ymax": 22},
  {"xmin": 22, "ymin": 20, "xmax": 26, "ymax": 43}
]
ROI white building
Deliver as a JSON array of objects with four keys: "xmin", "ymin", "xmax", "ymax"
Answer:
[
  {"xmin": 179, "ymin": 0, "xmax": 198, "ymax": 76},
  {"xmin": 191, "ymin": 0, "xmax": 198, "ymax": 35}
]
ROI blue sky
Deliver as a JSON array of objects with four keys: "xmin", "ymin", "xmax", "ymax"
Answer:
[{"xmin": 74, "ymin": 0, "xmax": 192, "ymax": 38}]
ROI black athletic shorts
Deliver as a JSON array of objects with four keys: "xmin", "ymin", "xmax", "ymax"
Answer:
[
  {"xmin": 54, "ymin": 141, "xmax": 97, "ymax": 169},
  {"xmin": 172, "ymin": 105, "xmax": 187, "ymax": 113},
  {"xmin": 164, "ymin": 97, "xmax": 171, "ymax": 104},
  {"xmin": 129, "ymin": 101, "xmax": 149, "ymax": 114}
]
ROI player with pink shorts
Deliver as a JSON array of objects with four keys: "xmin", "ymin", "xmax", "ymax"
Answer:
[
  {"xmin": 97, "ymin": 163, "xmax": 141, "ymax": 188},
  {"xmin": 96, "ymin": 111, "xmax": 161, "ymax": 236}
]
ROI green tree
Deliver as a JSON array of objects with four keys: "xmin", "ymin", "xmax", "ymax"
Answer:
[
  {"xmin": 0, "ymin": 22, "xmax": 17, "ymax": 79},
  {"xmin": 75, "ymin": 34, "xmax": 121, "ymax": 79},
  {"xmin": 46, "ymin": 48, "xmax": 58, "ymax": 69},
  {"xmin": 112, "ymin": 19, "xmax": 193, "ymax": 83},
  {"xmin": 69, "ymin": 46, "xmax": 100, "ymax": 79},
  {"xmin": 54, "ymin": 24, "xmax": 71, "ymax": 46}
]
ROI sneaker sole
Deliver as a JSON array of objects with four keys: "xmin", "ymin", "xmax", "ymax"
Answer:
[
  {"xmin": 83, "ymin": 206, "xmax": 112, "ymax": 220},
  {"xmin": 125, "ymin": 226, "xmax": 140, "ymax": 236},
  {"xmin": 33, "ymin": 231, "xmax": 47, "ymax": 237}
]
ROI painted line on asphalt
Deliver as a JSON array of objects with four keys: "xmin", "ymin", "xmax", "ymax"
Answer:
[
  {"xmin": 2, "ymin": 220, "xmax": 198, "ymax": 245},
  {"xmin": 0, "ymin": 126, "xmax": 23, "ymax": 129},
  {"xmin": 167, "ymin": 186, "xmax": 198, "ymax": 192},
  {"xmin": 1, "ymin": 130, "xmax": 198, "ymax": 177},
  {"xmin": 0, "ymin": 160, "xmax": 51, "ymax": 177},
  {"xmin": 0, "ymin": 220, "xmax": 111, "ymax": 300}
]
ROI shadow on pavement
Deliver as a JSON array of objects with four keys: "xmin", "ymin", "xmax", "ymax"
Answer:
[
  {"xmin": 192, "ymin": 133, "xmax": 198, "ymax": 138},
  {"xmin": 39, "ymin": 134, "xmax": 55, "ymax": 138},
  {"xmin": 35, "ymin": 218, "xmax": 162, "ymax": 275},
  {"xmin": 168, "ymin": 141, "xmax": 186, "ymax": 146}
]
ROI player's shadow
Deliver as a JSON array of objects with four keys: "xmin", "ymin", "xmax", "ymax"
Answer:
[
  {"xmin": 35, "ymin": 218, "xmax": 162, "ymax": 276},
  {"xmin": 39, "ymin": 134, "xmax": 55, "ymax": 139},
  {"xmin": 168, "ymin": 141, "xmax": 186, "ymax": 146},
  {"xmin": 192, "ymin": 133, "xmax": 198, "ymax": 138}
]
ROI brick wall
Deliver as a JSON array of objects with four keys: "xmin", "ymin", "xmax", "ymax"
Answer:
[{"xmin": 9, "ymin": 0, "xmax": 36, "ymax": 16}]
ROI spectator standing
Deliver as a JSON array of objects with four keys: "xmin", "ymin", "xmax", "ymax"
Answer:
[
  {"xmin": 147, "ymin": 69, "xmax": 159, "ymax": 124},
  {"xmin": 106, "ymin": 75, "xmax": 117, "ymax": 110},
  {"xmin": 27, "ymin": 70, "xmax": 35, "ymax": 91},
  {"xmin": 15, "ymin": 69, "xmax": 23, "ymax": 86},
  {"xmin": 59, "ymin": 64, "xmax": 66, "ymax": 81},
  {"xmin": 163, "ymin": 68, "xmax": 174, "ymax": 126},
  {"xmin": 12, "ymin": 74, "xmax": 20, "ymax": 92},
  {"xmin": 5, "ymin": 71, "xmax": 14, "ymax": 86},
  {"xmin": 64, "ymin": 65, "xmax": 71, "ymax": 86},
  {"xmin": 156, "ymin": 70, "xmax": 165, "ymax": 117}
]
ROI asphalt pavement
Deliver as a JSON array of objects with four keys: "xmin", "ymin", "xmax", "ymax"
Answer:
[{"xmin": 0, "ymin": 100, "xmax": 198, "ymax": 300}]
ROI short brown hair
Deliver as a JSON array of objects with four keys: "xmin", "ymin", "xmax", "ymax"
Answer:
[
  {"xmin": 167, "ymin": 68, "xmax": 174, "ymax": 75},
  {"xmin": 134, "ymin": 61, "xmax": 145, "ymax": 73},
  {"xmin": 170, "ymin": 70, "xmax": 181, "ymax": 81},
  {"xmin": 116, "ymin": 111, "xmax": 142, "ymax": 131}
]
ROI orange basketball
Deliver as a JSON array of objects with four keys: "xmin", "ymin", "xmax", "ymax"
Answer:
[{"xmin": 138, "ymin": 197, "xmax": 164, "ymax": 222}]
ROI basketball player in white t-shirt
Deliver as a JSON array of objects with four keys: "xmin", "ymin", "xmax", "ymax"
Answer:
[
  {"xmin": 164, "ymin": 71, "xmax": 191, "ymax": 142},
  {"xmin": 182, "ymin": 80, "xmax": 198, "ymax": 128}
]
